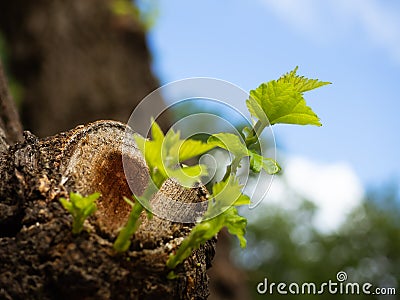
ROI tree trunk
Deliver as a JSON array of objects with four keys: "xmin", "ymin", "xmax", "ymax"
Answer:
[
  {"xmin": 1, "ymin": 55, "xmax": 215, "ymax": 298},
  {"xmin": 0, "ymin": 0, "xmax": 169, "ymax": 137},
  {"xmin": 0, "ymin": 119, "xmax": 215, "ymax": 299},
  {"xmin": 0, "ymin": 1, "xmax": 246, "ymax": 297},
  {"xmin": 0, "ymin": 61, "xmax": 23, "ymax": 149}
]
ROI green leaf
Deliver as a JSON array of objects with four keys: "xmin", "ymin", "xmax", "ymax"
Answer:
[
  {"xmin": 59, "ymin": 198, "xmax": 73, "ymax": 211},
  {"xmin": 247, "ymin": 67, "xmax": 329, "ymax": 127},
  {"xmin": 246, "ymin": 97, "xmax": 269, "ymax": 127},
  {"xmin": 223, "ymin": 207, "xmax": 248, "ymax": 248},
  {"xmin": 167, "ymin": 271, "xmax": 179, "ymax": 280},
  {"xmin": 249, "ymin": 150, "xmax": 263, "ymax": 173},
  {"xmin": 163, "ymin": 128, "xmax": 181, "ymax": 158},
  {"xmin": 168, "ymin": 164, "xmax": 208, "ymax": 187},
  {"xmin": 134, "ymin": 132, "xmax": 166, "ymax": 183},
  {"xmin": 176, "ymin": 139, "xmax": 217, "ymax": 162},
  {"xmin": 113, "ymin": 197, "xmax": 144, "ymax": 252},
  {"xmin": 249, "ymin": 151, "xmax": 281, "ymax": 175},
  {"xmin": 166, "ymin": 206, "xmax": 247, "ymax": 269},
  {"xmin": 134, "ymin": 121, "xmax": 217, "ymax": 188},
  {"xmin": 166, "ymin": 175, "xmax": 250, "ymax": 269},
  {"xmin": 262, "ymin": 157, "xmax": 281, "ymax": 174},
  {"xmin": 206, "ymin": 176, "xmax": 250, "ymax": 216},
  {"xmin": 278, "ymin": 66, "xmax": 331, "ymax": 93},
  {"xmin": 150, "ymin": 118, "xmax": 165, "ymax": 141},
  {"xmin": 164, "ymin": 128, "xmax": 216, "ymax": 163},
  {"xmin": 59, "ymin": 192, "xmax": 100, "ymax": 234},
  {"xmin": 208, "ymin": 133, "xmax": 248, "ymax": 159},
  {"xmin": 249, "ymin": 80, "xmax": 321, "ymax": 126}
]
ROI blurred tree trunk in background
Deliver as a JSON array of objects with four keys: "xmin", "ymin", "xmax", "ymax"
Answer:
[
  {"xmin": 208, "ymin": 230, "xmax": 251, "ymax": 300},
  {"xmin": 0, "ymin": 61, "xmax": 22, "ymax": 146},
  {"xmin": 0, "ymin": 0, "xmax": 167, "ymax": 137}
]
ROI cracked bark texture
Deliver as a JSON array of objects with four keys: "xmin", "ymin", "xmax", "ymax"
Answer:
[{"xmin": 0, "ymin": 120, "xmax": 215, "ymax": 299}]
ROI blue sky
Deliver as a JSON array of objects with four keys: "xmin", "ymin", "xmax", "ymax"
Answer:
[{"xmin": 143, "ymin": 0, "xmax": 400, "ymax": 190}]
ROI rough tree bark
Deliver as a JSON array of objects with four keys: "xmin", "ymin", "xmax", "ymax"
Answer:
[
  {"xmin": 1, "ymin": 59, "xmax": 215, "ymax": 299},
  {"xmin": 0, "ymin": 118, "xmax": 215, "ymax": 299}
]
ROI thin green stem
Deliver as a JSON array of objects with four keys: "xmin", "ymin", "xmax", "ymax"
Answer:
[
  {"xmin": 222, "ymin": 164, "xmax": 231, "ymax": 182},
  {"xmin": 113, "ymin": 200, "xmax": 144, "ymax": 252},
  {"xmin": 245, "ymin": 120, "xmax": 266, "ymax": 148},
  {"xmin": 222, "ymin": 121, "xmax": 267, "ymax": 181},
  {"xmin": 222, "ymin": 157, "xmax": 242, "ymax": 182},
  {"xmin": 72, "ymin": 216, "xmax": 85, "ymax": 234}
]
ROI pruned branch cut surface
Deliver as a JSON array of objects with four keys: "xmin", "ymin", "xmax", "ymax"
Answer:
[{"xmin": 0, "ymin": 120, "xmax": 215, "ymax": 300}]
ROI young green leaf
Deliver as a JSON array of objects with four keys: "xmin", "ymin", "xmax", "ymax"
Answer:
[
  {"xmin": 208, "ymin": 133, "xmax": 248, "ymax": 159},
  {"xmin": 134, "ymin": 124, "xmax": 166, "ymax": 187},
  {"xmin": 203, "ymin": 176, "xmax": 250, "ymax": 219},
  {"xmin": 166, "ymin": 206, "xmax": 247, "ymax": 269},
  {"xmin": 59, "ymin": 192, "xmax": 100, "ymax": 234},
  {"xmin": 135, "ymin": 120, "xmax": 217, "ymax": 188},
  {"xmin": 176, "ymin": 139, "xmax": 217, "ymax": 162},
  {"xmin": 248, "ymin": 150, "xmax": 263, "ymax": 173},
  {"xmin": 113, "ymin": 196, "xmax": 144, "ymax": 252},
  {"xmin": 262, "ymin": 157, "xmax": 281, "ymax": 174},
  {"xmin": 166, "ymin": 176, "xmax": 249, "ymax": 268},
  {"xmin": 247, "ymin": 67, "xmax": 329, "ymax": 127},
  {"xmin": 249, "ymin": 150, "xmax": 281, "ymax": 175},
  {"xmin": 168, "ymin": 164, "xmax": 209, "ymax": 187},
  {"xmin": 249, "ymin": 80, "xmax": 321, "ymax": 126},
  {"xmin": 246, "ymin": 97, "xmax": 269, "ymax": 127},
  {"xmin": 221, "ymin": 207, "xmax": 248, "ymax": 248},
  {"xmin": 278, "ymin": 66, "xmax": 331, "ymax": 93}
]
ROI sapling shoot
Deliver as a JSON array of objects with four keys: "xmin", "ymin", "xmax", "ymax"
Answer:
[
  {"xmin": 59, "ymin": 192, "xmax": 100, "ymax": 234},
  {"xmin": 164, "ymin": 67, "xmax": 330, "ymax": 268},
  {"xmin": 65, "ymin": 67, "xmax": 329, "ymax": 272},
  {"xmin": 113, "ymin": 197, "xmax": 144, "ymax": 252}
]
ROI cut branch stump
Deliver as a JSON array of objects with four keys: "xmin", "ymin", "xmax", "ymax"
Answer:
[{"xmin": 0, "ymin": 120, "xmax": 215, "ymax": 300}]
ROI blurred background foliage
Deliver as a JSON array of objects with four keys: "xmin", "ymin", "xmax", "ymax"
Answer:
[
  {"xmin": 167, "ymin": 96, "xmax": 400, "ymax": 299},
  {"xmin": 232, "ymin": 183, "xmax": 400, "ymax": 299},
  {"xmin": 140, "ymin": 2, "xmax": 400, "ymax": 298}
]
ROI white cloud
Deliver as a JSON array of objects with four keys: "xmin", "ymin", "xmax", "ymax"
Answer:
[
  {"xmin": 259, "ymin": 0, "xmax": 400, "ymax": 62},
  {"xmin": 250, "ymin": 156, "xmax": 364, "ymax": 233},
  {"xmin": 284, "ymin": 156, "xmax": 364, "ymax": 232}
]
